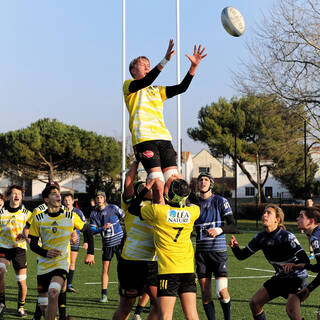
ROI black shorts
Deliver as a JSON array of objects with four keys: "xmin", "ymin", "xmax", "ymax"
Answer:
[
  {"xmin": 134, "ymin": 140, "xmax": 177, "ymax": 170},
  {"xmin": 263, "ymin": 276, "xmax": 308, "ymax": 300},
  {"xmin": 0, "ymin": 247, "xmax": 27, "ymax": 271},
  {"xmin": 157, "ymin": 273, "xmax": 197, "ymax": 297},
  {"xmin": 118, "ymin": 258, "xmax": 158, "ymax": 297},
  {"xmin": 70, "ymin": 244, "xmax": 80, "ymax": 252},
  {"xmin": 37, "ymin": 269, "xmax": 68, "ymax": 294},
  {"xmin": 102, "ymin": 245, "xmax": 122, "ymax": 262},
  {"xmin": 195, "ymin": 251, "xmax": 228, "ymax": 279}
]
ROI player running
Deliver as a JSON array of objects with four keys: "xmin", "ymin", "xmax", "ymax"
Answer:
[
  {"xmin": 0, "ymin": 185, "xmax": 31, "ymax": 319},
  {"xmin": 123, "ymin": 40, "xmax": 207, "ymax": 204},
  {"xmin": 112, "ymin": 161, "xmax": 158, "ymax": 320},
  {"xmin": 229, "ymin": 204, "xmax": 309, "ymax": 320},
  {"xmin": 194, "ymin": 173, "xmax": 236, "ymax": 320},
  {"xmin": 28, "ymin": 183, "xmax": 95, "ymax": 320},
  {"xmin": 90, "ymin": 191, "xmax": 124, "ymax": 303},
  {"xmin": 129, "ymin": 177, "xmax": 200, "ymax": 320}
]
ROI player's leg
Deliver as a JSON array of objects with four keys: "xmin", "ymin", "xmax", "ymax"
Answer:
[
  {"xmin": 286, "ymin": 293, "xmax": 303, "ymax": 320},
  {"xmin": 158, "ymin": 296, "xmax": 176, "ymax": 320},
  {"xmin": 16, "ymin": 268, "xmax": 28, "ymax": 317},
  {"xmin": 146, "ymin": 286, "xmax": 158, "ymax": 320},
  {"xmin": 112, "ymin": 295, "xmax": 137, "ymax": 320},
  {"xmin": 196, "ymin": 251, "xmax": 216, "ymax": 320},
  {"xmin": 58, "ymin": 280, "xmax": 68, "ymax": 320},
  {"xmin": 67, "ymin": 250, "xmax": 78, "ymax": 292},
  {"xmin": 0, "ymin": 257, "xmax": 9, "ymax": 319},
  {"xmin": 100, "ymin": 256, "xmax": 111, "ymax": 303},
  {"xmin": 180, "ymin": 292, "xmax": 199, "ymax": 320},
  {"xmin": 46, "ymin": 275, "xmax": 65, "ymax": 320},
  {"xmin": 249, "ymin": 286, "xmax": 270, "ymax": 320},
  {"xmin": 132, "ymin": 292, "xmax": 149, "ymax": 320}
]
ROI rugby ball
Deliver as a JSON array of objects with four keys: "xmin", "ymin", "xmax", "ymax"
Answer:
[{"xmin": 221, "ymin": 7, "xmax": 245, "ymax": 37}]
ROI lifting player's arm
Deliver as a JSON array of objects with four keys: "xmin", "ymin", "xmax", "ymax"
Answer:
[
  {"xmin": 123, "ymin": 161, "xmax": 139, "ymax": 201},
  {"xmin": 81, "ymin": 224, "xmax": 95, "ymax": 265},
  {"xmin": 128, "ymin": 39, "xmax": 175, "ymax": 93}
]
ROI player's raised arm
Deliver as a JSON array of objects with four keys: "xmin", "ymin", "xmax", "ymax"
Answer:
[
  {"xmin": 186, "ymin": 44, "xmax": 207, "ymax": 75},
  {"xmin": 157, "ymin": 39, "xmax": 176, "ymax": 71}
]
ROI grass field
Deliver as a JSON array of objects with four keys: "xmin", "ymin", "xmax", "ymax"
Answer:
[{"xmin": 2, "ymin": 220, "xmax": 320, "ymax": 319}]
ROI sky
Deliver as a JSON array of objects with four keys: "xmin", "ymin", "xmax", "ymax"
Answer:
[{"xmin": 0, "ymin": 0, "xmax": 275, "ymax": 155}]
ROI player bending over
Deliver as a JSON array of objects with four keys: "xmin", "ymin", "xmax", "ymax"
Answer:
[{"xmin": 123, "ymin": 39, "xmax": 207, "ymax": 204}]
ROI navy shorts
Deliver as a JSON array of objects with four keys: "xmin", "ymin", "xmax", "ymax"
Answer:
[
  {"xmin": 118, "ymin": 258, "xmax": 158, "ymax": 297},
  {"xmin": 157, "ymin": 273, "xmax": 197, "ymax": 297},
  {"xmin": 134, "ymin": 140, "xmax": 177, "ymax": 170},
  {"xmin": 102, "ymin": 245, "xmax": 122, "ymax": 262},
  {"xmin": 263, "ymin": 276, "xmax": 308, "ymax": 299},
  {"xmin": 195, "ymin": 250, "xmax": 228, "ymax": 279},
  {"xmin": 0, "ymin": 247, "xmax": 27, "ymax": 271}
]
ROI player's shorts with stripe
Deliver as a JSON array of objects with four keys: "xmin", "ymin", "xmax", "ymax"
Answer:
[
  {"xmin": 157, "ymin": 273, "xmax": 197, "ymax": 297},
  {"xmin": 37, "ymin": 269, "xmax": 68, "ymax": 293},
  {"xmin": 195, "ymin": 250, "xmax": 228, "ymax": 279},
  {"xmin": 102, "ymin": 244, "xmax": 122, "ymax": 262},
  {"xmin": 0, "ymin": 247, "xmax": 27, "ymax": 271},
  {"xmin": 134, "ymin": 140, "xmax": 177, "ymax": 170},
  {"xmin": 117, "ymin": 258, "xmax": 158, "ymax": 297},
  {"xmin": 263, "ymin": 275, "xmax": 308, "ymax": 299}
]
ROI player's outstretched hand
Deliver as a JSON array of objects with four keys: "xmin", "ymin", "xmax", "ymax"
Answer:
[
  {"xmin": 207, "ymin": 228, "xmax": 219, "ymax": 238},
  {"xmin": 229, "ymin": 235, "xmax": 239, "ymax": 248},
  {"xmin": 84, "ymin": 254, "xmax": 95, "ymax": 266},
  {"xmin": 186, "ymin": 44, "xmax": 207, "ymax": 67},
  {"xmin": 165, "ymin": 39, "xmax": 176, "ymax": 61},
  {"xmin": 47, "ymin": 249, "xmax": 62, "ymax": 258},
  {"xmin": 296, "ymin": 287, "xmax": 310, "ymax": 302}
]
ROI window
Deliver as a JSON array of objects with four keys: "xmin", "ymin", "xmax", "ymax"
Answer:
[
  {"xmin": 199, "ymin": 167, "xmax": 210, "ymax": 174},
  {"xmin": 265, "ymin": 187, "xmax": 273, "ymax": 198},
  {"xmin": 245, "ymin": 187, "xmax": 255, "ymax": 196}
]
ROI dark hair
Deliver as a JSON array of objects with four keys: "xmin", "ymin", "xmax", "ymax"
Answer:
[
  {"xmin": 63, "ymin": 192, "xmax": 74, "ymax": 200},
  {"xmin": 167, "ymin": 179, "xmax": 190, "ymax": 207},
  {"xmin": 301, "ymin": 206, "xmax": 320, "ymax": 224},
  {"xmin": 129, "ymin": 56, "xmax": 149, "ymax": 78},
  {"xmin": 5, "ymin": 185, "xmax": 25, "ymax": 198},
  {"xmin": 42, "ymin": 186, "xmax": 59, "ymax": 200}
]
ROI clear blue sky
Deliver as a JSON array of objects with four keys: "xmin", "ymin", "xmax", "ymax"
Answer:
[{"xmin": 0, "ymin": 0, "xmax": 274, "ymax": 155}]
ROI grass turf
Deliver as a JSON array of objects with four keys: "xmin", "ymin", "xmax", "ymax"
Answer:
[{"xmin": 2, "ymin": 220, "xmax": 319, "ymax": 319}]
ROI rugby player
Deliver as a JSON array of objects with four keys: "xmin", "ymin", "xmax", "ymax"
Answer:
[
  {"xmin": 123, "ymin": 40, "xmax": 207, "ymax": 204},
  {"xmin": 0, "ymin": 185, "xmax": 31, "ymax": 319},
  {"xmin": 229, "ymin": 204, "xmax": 309, "ymax": 320},
  {"xmin": 28, "ymin": 184, "xmax": 95, "ymax": 320}
]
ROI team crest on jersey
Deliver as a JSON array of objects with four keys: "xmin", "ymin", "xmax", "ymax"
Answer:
[
  {"xmin": 167, "ymin": 209, "xmax": 191, "ymax": 224},
  {"xmin": 51, "ymin": 221, "xmax": 58, "ymax": 233}
]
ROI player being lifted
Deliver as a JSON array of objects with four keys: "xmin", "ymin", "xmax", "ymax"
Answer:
[
  {"xmin": 0, "ymin": 185, "xmax": 31, "ymax": 319},
  {"xmin": 123, "ymin": 40, "xmax": 207, "ymax": 204},
  {"xmin": 28, "ymin": 183, "xmax": 95, "ymax": 320}
]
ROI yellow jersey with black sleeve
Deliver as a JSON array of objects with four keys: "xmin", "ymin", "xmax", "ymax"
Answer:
[
  {"xmin": 0, "ymin": 205, "xmax": 31, "ymax": 250},
  {"xmin": 141, "ymin": 203, "xmax": 200, "ymax": 275},
  {"xmin": 123, "ymin": 80, "xmax": 172, "ymax": 146},
  {"xmin": 121, "ymin": 199, "xmax": 156, "ymax": 261},
  {"xmin": 29, "ymin": 209, "xmax": 85, "ymax": 275},
  {"xmin": 27, "ymin": 203, "xmax": 48, "ymax": 226}
]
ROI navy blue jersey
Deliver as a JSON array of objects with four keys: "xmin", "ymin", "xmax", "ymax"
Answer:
[
  {"xmin": 247, "ymin": 228, "xmax": 307, "ymax": 279},
  {"xmin": 90, "ymin": 204, "xmax": 124, "ymax": 248},
  {"xmin": 194, "ymin": 194, "xmax": 232, "ymax": 252},
  {"xmin": 70, "ymin": 207, "xmax": 86, "ymax": 247},
  {"xmin": 310, "ymin": 226, "xmax": 320, "ymax": 259}
]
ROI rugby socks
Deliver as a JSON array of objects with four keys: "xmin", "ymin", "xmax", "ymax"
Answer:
[
  {"xmin": 18, "ymin": 298, "xmax": 25, "ymax": 309},
  {"xmin": 134, "ymin": 304, "xmax": 145, "ymax": 315},
  {"xmin": 220, "ymin": 300, "xmax": 231, "ymax": 320},
  {"xmin": 33, "ymin": 303, "xmax": 42, "ymax": 320},
  {"xmin": 101, "ymin": 289, "xmax": 107, "ymax": 296},
  {"xmin": 67, "ymin": 269, "xmax": 75, "ymax": 287},
  {"xmin": 254, "ymin": 311, "xmax": 266, "ymax": 320},
  {"xmin": 203, "ymin": 301, "xmax": 216, "ymax": 320},
  {"xmin": 58, "ymin": 291, "xmax": 67, "ymax": 320},
  {"xmin": 0, "ymin": 293, "xmax": 5, "ymax": 305}
]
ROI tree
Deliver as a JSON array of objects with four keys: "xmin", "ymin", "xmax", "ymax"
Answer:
[
  {"xmin": 187, "ymin": 95, "xmax": 315, "ymax": 202},
  {"xmin": 234, "ymin": 0, "xmax": 320, "ymax": 143},
  {"xmin": 0, "ymin": 118, "xmax": 121, "ymax": 189}
]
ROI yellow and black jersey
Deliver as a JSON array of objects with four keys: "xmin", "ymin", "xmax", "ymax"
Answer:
[
  {"xmin": 121, "ymin": 199, "xmax": 156, "ymax": 261},
  {"xmin": 123, "ymin": 80, "xmax": 171, "ymax": 146},
  {"xmin": 29, "ymin": 209, "xmax": 85, "ymax": 275},
  {"xmin": 141, "ymin": 204, "xmax": 200, "ymax": 274},
  {"xmin": 0, "ymin": 206, "xmax": 31, "ymax": 249}
]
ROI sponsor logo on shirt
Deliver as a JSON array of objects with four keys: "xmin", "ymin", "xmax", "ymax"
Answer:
[{"xmin": 167, "ymin": 210, "xmax": 191, "ymax": 224}]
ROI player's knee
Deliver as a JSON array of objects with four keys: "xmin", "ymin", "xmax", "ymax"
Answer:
[
  {"xmin": 216, "ymin": 278, "xmax": 229, "ymax": 302},
  {"xmin": 16, "ymin": 273, "xmax": 27, "ymax": 283},
  {"xmin": 38, "ymin": 297, "xmax": 48, "ymax": 307},
  {"xmin": 48, "ymin": 282, "xmax": 62, "ymax": 300},
  {"xmin": 148, "ymin": 171, "xmax": 165, "ymax": 184},
  {"xmin": 0, "ymin": 263, "xmax": 7, "ymax": 276},
  {"xmin": 249, "ymin": 297, "xmax": 260, "ymax": 312},
  {"xmin": 163, "ymin": 168, "xmax": 179, "ymax": 182}
]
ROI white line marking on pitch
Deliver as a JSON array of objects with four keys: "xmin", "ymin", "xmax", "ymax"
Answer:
[{"xmin": 245, "ymin": 267, "xmax": 274, "ymax": 273}]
